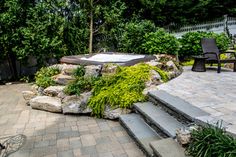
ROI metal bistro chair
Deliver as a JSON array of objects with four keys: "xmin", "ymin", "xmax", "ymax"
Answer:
[{"xmin": 201, "ymin": 38, "xmax": 236, "ymax": 73}]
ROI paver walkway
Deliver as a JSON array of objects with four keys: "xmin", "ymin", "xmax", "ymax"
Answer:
[
  {"xmin": 158, "ymin": 66, "xmax": 236, "ymax": 135},
  {"xmin": 0, "ymin": 84, "xmax": 144, "ymax": 157}
]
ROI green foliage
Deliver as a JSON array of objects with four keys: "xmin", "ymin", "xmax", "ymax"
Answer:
[
  {"xmin": 187, "ymin": 123, "xmax": 236, "ymax": 157},
  {"xmin": 179, "ymin": 32, "xmax": 230, "ymax": 59},
  {"xmin": 64, "ymin": 77, "xmax": 98, "ymax": 96},
  {"xmin": 73, "ymin": 66, "xmax": 86, "ymax": 77},
  {"xmin": 118, "ymin": 20, "xmax": 156, "ymax": 53},
  {"xmin": 181, "ymin": 60, "xmax": 194, "ymax": 66},
  {"xmin": 35, "ymin": 67, "xmax": 60, "ymax": 88},
  {"xmin": 88, "ymin": 63, "xmax": 168, "ymax": 117},
  {"xmin": 142, "ymin": 28, "xmax": 180, "ymax": 55}
]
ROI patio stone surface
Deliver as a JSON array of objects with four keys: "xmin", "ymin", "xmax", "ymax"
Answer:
[
  {"xmin": 0, "ymin": 83, "xmax": 144, "ymax": 157},
  {"xmin": 158, "ymin": 66, "xmax": 236, "ymax": 135}
]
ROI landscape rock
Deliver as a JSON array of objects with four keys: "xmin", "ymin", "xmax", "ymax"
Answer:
[
  {"xmin": 176, "ymin": 125, "xmax": 197, "ymax": 145},
  {"xmin": 37, "ymin": 87, "xmax": 44, "ymax": 96},
  {"xmin": 166, "ymin": 60, "xmax": 179, "ymax": 71},
  {"xmin": 57, "ymin": 91, "xmax": 67, "ymax": 99},
  {"xmin": 31, "ymin": 84, "xmax": 39, "ymax": 94},
  {"xmin": 176, "ymin": 128, "xmax": 191, "ymax": 145},
  {"xmin": 155, "ymin": 54, "xmax": 177, "ymax": 62},
  {"xmin": 84, "ymin": 65, "xmax": 102, "ymax": 77},
  {"xmin": 145, "ymin": 60, "xmax": 161, "ymax": 67},
  {"xmin": 29, "ymin": 96, "xmax": 62, "ymax": 113},
  {"xmin": 62, "ymin": 92, "xmax": 92, "ymax": 114},
  {"xmin": 52, "ymin": 74, "xmax": 75, "ymax": 85},
  {"xmin": 145, "ymin": 70, "xmax": 162, "ymax": 87},
  {"xmin": 103, "ymin": 106, "xmax": 131, "ymax": 120},
  {"xmin": 49, "ymin": 64, "xmax": 64, "ymax": 71},
  {"xmin": 22, "ymin": 91, "xmax": 36, "ymax": 101},
  {"xmin": 101, "ymin": 64, "xmax": 119, "ymax": 75},
  {"xmin": 44, "ymin": 86, "xmax": 65, "ymax": 96},
  {"xmin": 142, "ymin": 85, "xmax": 158, "ymax": 95},
  {"xmin": 62, "ymin": 65, "xmax": 79, "ymax": 75}
]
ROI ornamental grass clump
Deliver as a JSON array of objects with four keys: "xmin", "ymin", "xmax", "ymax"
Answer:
[
  {"xmin": 186, "ymin": 123, "xmax": 236, "ymax": 157},
  {"xmin": 88, "ymin": 63, "xmax": 168, "ymax": 117}
]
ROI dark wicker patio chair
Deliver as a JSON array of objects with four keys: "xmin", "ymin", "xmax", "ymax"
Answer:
[{"xmin": 201, "ymin": 38, "xmax": 236, "ymax": 73}]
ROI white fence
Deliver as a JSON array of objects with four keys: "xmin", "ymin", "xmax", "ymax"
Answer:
[{"xmin": 167, "ymin": 16, "xmax": 236, "ymax": 38}]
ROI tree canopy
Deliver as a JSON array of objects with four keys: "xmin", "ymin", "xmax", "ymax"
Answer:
[{"xmin": 0, "ymin": 0, "xmax": 235, "ymax": 78}]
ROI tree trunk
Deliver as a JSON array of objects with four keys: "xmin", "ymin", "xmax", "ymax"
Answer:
[{"xmin": 89, "ymin": 0, "xmax": 93, "ymax": 54}]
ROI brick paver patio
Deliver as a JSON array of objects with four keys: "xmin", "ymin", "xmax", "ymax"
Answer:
[
  {"xmin": 158, "ymin": 66, "xmax": 236, "ymax": 135},
  {"xmin": 0, "ymin": 84, "xmax": 144, "ymax": 157}
]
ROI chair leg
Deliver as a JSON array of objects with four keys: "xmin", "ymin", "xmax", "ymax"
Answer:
[
  {"xmin": 234, "ymin": 62, "xmax": 236, "ymax": 72},
  {"xmin": 217, "ymin": 63, "xmax": 221, "ymax": 73}
]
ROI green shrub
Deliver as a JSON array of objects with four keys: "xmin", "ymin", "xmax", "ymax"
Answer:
[
  {"xmin": 187, "ymin": 123, "xmax": 236, "ymax": 157},
  {"xmin": 118, "ymin": 20, "xmax": 156, "ymax": 53},
  {"xmin": 88, "ymin": 63, "xmax": 168, "ymax": 117},
  {"xmin": 179, "ymin": 32, "xmax": 230, "ymax": 59},
  {"xmin": 142, "ymin": 29, "xmax": 180, "ymax": 55},
  {"xmin": 64, "ymin": 77, "xmax": 98, "ymax": 96},
  {"xmin": 35, "ymin": 67, "xmax": 60, "ymax": 88},
  {"xmin": 73, "ymin": 66, "xmax": 86, "ymax": 77}
]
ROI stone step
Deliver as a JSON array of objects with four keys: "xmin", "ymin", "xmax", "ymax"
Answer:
[
  {"xmin": 134, "ymin": 102, "xmax": 185, "ymax": 137},
  {"xmin": 150, "ymin": 138, "xmax": 187, "ymax": 157},
  {"xmin": 148, "ymin": 90, "xmax": 210, "ymax": 122},
  {"xmin": 119, "ymin": 114, "xmax": 162, "ymax": 157}
]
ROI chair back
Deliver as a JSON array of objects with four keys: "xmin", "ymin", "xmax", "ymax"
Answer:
[{"xmin": 201, "ymin": 38, "xmax": 219, "ymax": 60}]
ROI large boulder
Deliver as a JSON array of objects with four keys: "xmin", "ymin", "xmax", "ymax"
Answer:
[
  {"xmin": 29, "ymin": 96, "xmax": 62, "ymax": 113},
  {"xmin": 84, "ymin": 65, "xmax": 102, "ymax": 77},
  {"xmin": 166, "ymin": 60, "xmax": 179, "ymax": 71},
  {"xmin": 145, "ymin": 70, "xmax": 162, "ymax": 87},
  {"xmin": 62, "ymin": 92, "xmax": 92, "ymax": 114},
  {"xmin": 145, "ymin": 60, "xmax": 162, "ymax": 67},
  {"xmin": 31, "ymin": 84, "xmax": 39, "ymax": 94},
  {"xmin": 62, "ymin": 65, "xmax": 79, "ymax": 75},
  {"xmin": 103, "ymin": 106, "xmax": 131, "ymax": 120},
  {"xmin": 52, "ymin": 74, "xmax": 75, "ymax": 85},
  {"xmin": 155, "ymin": 54, "xmax": 177, "ymax": 62},
  {"xmin": 101, "ymin": 64, "xmax": 119, "ymax": 75},
  {"xmin": 22, "ymin": 91, "xmax": 36, "ymax": 101},
  {"xmin": 49, "ymin": 64, "xmax": 78, "ymax": 73},
  {"xmin": 44, "ymin": 86, "xmax": 65, "ymax": 96}
]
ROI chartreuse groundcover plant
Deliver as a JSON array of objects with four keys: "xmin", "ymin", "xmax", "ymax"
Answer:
[
  {"xmin": 187, "ymin": 123, "xmax": 236, "ymax": 157},
  {"xmin": 88, "ymin": 63, "xmax": 168, "ymax": 117}
]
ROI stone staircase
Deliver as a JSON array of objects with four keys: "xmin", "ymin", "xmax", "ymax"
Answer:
[{"xmin": 119, "ymin": 90, "xmax": 211, "ymax": 157}]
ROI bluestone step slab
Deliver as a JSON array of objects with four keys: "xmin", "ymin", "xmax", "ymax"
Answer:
[
  {"xmin": 148, "ymin": 90, "xmax": 210, "ymax": 121},
  {"xmin": 134, "ymin": 102, "xmax": 185, "ymax": 137},
  {"xmin": 119, "ymin": 114, "xmax": 161, "ymax": 157},
  {"xmin": 150, "ymin": 138, "xmax": 187, "ymax": 157}
]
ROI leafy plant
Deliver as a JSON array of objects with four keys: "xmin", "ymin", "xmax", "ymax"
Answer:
[
  {"xmin": 35, "ymin": 67, "xmax": 60, "ymax": 88},
  {"xmin": 179, "ymin": 32, "xmax": 230, "ymax": 59},
  {"xmin": 142, "ymin": 28, "xmax": 180, "ymax": 55},
  {"xmin": 187, "ymin": 123, "xmax": 236, "ymax": 157},
  {"xmin": 118, "ymin": 20, "xmax": 156, "ymax": 53},
  {"xmin": 88, "ymin": 63, "xmax": 168, "ymax": 117},
  {"xmin": 64, "ymin": 76, "xmax": 98, "ymax": 96},
  {"xmin": 73, "ymin": 66, "xmax": 86, "ymax": 77}
]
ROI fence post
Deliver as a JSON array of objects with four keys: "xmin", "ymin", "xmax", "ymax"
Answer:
[{"xmin": 224, "ymin": 15, "xmax": 230, "ymax": 37}]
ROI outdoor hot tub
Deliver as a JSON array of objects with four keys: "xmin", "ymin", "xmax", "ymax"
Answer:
[{"xmin": 60, "ymin": 52, "xmax": 156, "ymax": 66}]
